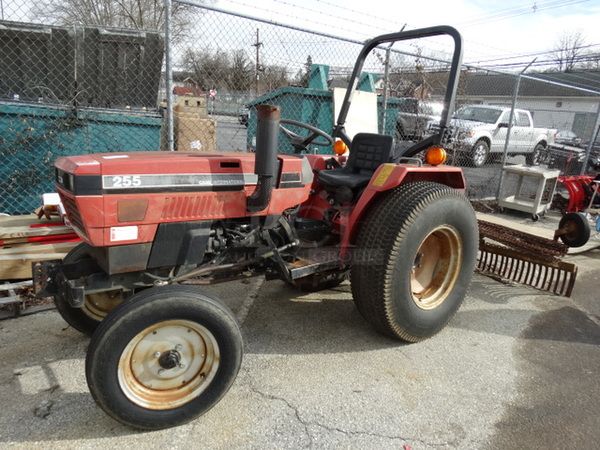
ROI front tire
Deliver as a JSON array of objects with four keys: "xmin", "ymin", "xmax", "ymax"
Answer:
[
  {"xmin": 350, "ymin": 182, "xmax": 478, "ymax": 342},
  {"xmin": 86, "ymin": 285, "xmax": 243, "ymax": 430}
]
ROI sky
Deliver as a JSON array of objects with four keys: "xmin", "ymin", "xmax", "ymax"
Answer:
[
  {"xmin": 3, "ymin": 0, "xmax": 599, "ymax": 72},
  {"xmin": 212, "ymin": 0, "xmax": 600, "ymax": 71}
]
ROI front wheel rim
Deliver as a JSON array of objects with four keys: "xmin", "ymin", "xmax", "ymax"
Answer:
[
  {"xmin": 473, "ymin": 144, "xmax": 486, "ymax": 166},
  {"xmin": 410, "ymin": 225, "xmax": 463, "ymax": 310},
  {"xmin": 118, "ymin": 319, "xmax": 220, "ymax": 410}
]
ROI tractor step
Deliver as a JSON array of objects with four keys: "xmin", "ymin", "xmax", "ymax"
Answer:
[{"xmin": 287, "ymin": 247, "xmax": 342, "ymax": 280}]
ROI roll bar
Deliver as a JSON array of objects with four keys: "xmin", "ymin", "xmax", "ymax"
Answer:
[{"xmin": 332, "ymin": 25, "xmax": 463, "ymax": 157}]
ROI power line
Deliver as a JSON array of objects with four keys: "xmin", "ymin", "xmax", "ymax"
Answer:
[
  {"xmin": 456, "ymin": 0, "xmax": 590, "ymax": 27},
  {"xmin": 312, "ymin": 0, "xmax": 402, "ymax": 30},
  {"xmin": 218, "ymin": 0, "xmax": 595, "ymax": 63},
  {"xmin": 205, "ymin": 0, "xmax": 599, "ymax": 75},
  {"xmin": 220, "ymin": 0, "xmax": 360, "ymax": 37},
  {"xmin": 465, "ymin": 43, "xmax": 600, "ymax": 66}
]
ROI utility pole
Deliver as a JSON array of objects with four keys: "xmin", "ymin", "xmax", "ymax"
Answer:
[{"xmin": 253, "ymin": 28, "xmax": 262, "ymax": 95}]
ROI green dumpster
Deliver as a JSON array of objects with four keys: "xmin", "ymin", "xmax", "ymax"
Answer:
[
  {"xmin": 0, "ymin": 102, "xmax": 162, "ymax": 214},
  {"xmin": 246, "ymin": 65, "xmax": 403, "ymax": 154}
]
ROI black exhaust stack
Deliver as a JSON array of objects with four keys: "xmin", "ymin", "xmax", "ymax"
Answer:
[{"xmin": 247, "ymin": 104, "xmax": 280, "ymax": 212}]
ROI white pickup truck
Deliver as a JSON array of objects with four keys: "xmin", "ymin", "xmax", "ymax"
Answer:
[{"xmin": 447, "ymin": 105, "xmax": 556, "ymax": 167}]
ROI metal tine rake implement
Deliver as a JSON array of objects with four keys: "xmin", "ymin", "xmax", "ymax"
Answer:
[{"xmin": 477, "ymin": 220, "xmax": 578, "ymax": 297}]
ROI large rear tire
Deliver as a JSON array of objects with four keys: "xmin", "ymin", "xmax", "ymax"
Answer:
[
  {"xmin": 351, "ymin": 182, "xmax": 478, "ymax": 342},
  {"xmin": 85, "ymin": 285, "xmax": 243, "ymax": 430}
]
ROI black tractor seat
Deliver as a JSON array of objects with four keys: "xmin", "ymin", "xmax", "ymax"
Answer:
[{"xmin": 318, "ymin": 133, "xmax": 394, "ymax": 190}]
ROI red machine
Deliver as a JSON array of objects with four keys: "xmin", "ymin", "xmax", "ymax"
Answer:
[
  {"xmin": 34, "ymin": 26, "xmax": 478, "ymax": 430},
  {"xmin": 554, "ymin": 156, "xmax": 600, "ymax": 247},
  {"xmin": 558, "ymin": 174, "xmax": 595, "ymax": 213}
]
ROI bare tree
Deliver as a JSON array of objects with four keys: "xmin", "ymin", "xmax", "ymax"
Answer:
[
  {"xmin": 228, "ymin": 50, "xmax": 253, "ymax": 91},
  {"xmin": 183, "ymin": 47, "xmax": 289, "ymax": 94},
  {"xmin": 582, "ymin": 53, "xmax": 600, "ymax": 70},
  {"xmin": 294, "ymin": 55, "xmax": 312, "ymax": 87},
  {"xmin": 261, "ymin": 65, "xmax": 289, "ymax": 92},
  {"xmin": 552, "ymin": 29, "xmax": 587, "ymax": 72},
  {"xmin": 32, "ymin": 0, "xmax": 203, "ymax": 38},
  {"xmin": 183, "ymin": 47, "xmax": 231, "ymax": 91}
]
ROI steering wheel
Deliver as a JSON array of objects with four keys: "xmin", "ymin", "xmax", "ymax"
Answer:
[{"xmin": 279, "ymin": 119, "xmax": 334, "ymax": 153}]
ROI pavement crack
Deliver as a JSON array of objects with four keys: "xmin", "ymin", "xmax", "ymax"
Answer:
[
  {"xmin": 247, "ymin": 380, "xmax": 447, "ymax": 448},
  {"xmin": 248, "ymin": 383, "xmax": 313, "ymax": 448}
]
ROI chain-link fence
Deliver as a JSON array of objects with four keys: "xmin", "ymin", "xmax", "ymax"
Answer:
[
  {"xmin": 0, "ymin": 9, "xmax": 165, "ymax": 214},
  {"xmin": 2, "ymin": 0, "xmax": 600, "ymax": 214}
]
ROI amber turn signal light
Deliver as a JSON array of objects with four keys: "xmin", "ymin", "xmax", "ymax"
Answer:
[
  {"xmin": 333, "ymin": 139, "xmax": 348, "ymax": 155},
  {"xmin": 425, "ymin": 146, "xmax": 447, "ymax": 166}
]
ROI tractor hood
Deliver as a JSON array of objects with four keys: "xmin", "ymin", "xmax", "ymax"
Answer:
[
  {"xmin": 53, "ymin": 151, "xmax": 314, "ymax": 247},
  {"xmin": 54, "ymin": 151, "xmax": 313, "ymax": 195}
]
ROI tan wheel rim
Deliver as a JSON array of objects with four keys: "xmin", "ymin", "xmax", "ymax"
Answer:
[
  {"xmin": 410, "ymin": 225, "xmax": 463, "ymax": 310},
  {"xmin": 82, "ymin": 290, "xmax": 125, "ymax": 321},
  {"xmin": 118, "ymin": 319, "xmax": 220, "ymax": 410}
]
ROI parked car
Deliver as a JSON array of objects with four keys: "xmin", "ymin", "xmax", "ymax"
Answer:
[
  {"xmin": 579, "ymin": 136, "xmax": 600, "ymax": 153},
  {"xmin": 555, "ymin": 130, "xmax": 582, "ymax": 147},
  {"xmin": 238, "ymin": 107, "xmax": 249, "ymax": 126},
  {"xmin": 441, "ymin": 105, "xmax": 556, "ymax": 167},
  {"xmin": 547, "ymin": 144, "xmax": 587, "ymax": 175},
  {"xmin": 396, "ymin": 98, "xmax": 444, "ymax": 142}
]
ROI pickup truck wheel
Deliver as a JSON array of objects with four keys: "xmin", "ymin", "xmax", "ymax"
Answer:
[
  {"xmin": 471, "ymin": 140, "xmax": 489, "ymax": 167},
  {"xmin": 86, "ymin": 285, "xmax": 243, "ymax": 430},
  {"xmin": 526, "ymin": 143, "xmax": 544, "ymax": 166},
  {"xmin": 54, "ymin": 243, "xmax": 125, "ymax": 336},
  {"xmin": 350, "ymin": 182, "xmax": 478, "ymax": 341}
]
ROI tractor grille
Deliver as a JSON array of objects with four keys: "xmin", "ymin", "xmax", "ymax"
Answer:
[
  {"xmin": 62, "ymin": 196, "xmax": 86, "ymax": 237},
  {"xmin": 161, "ymin": 196, "xmax": 227, "ymax": 220}
]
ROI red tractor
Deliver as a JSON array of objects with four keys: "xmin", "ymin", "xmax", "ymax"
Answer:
[{"xmin": 34, "ymin": 26, "xmax": 478, "ymax": 429}]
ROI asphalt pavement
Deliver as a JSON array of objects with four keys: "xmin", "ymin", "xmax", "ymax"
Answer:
[{"xmin": 0, "ymin": 212, "xmax": 599, "ymax": 449}]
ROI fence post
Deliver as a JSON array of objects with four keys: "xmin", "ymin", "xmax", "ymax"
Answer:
[
  {"xmin": 164, "ymin": 0, "xmax": 175, "ymax": 151},
  {"xmin": 380, "ymin": 44, "xmax": 392, "ymax": 135},
  {"xmin": 581, "ymin": 101, "xmax": 600, "ymax": 175},
  {"xmin": 496, "ymin": 59, "xmax": 536, "ymax": 200}
]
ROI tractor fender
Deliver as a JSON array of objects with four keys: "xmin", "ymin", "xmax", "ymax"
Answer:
[{"xmin": 339, "ymin": 164, "xmax": 467, "ymax": 259}]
